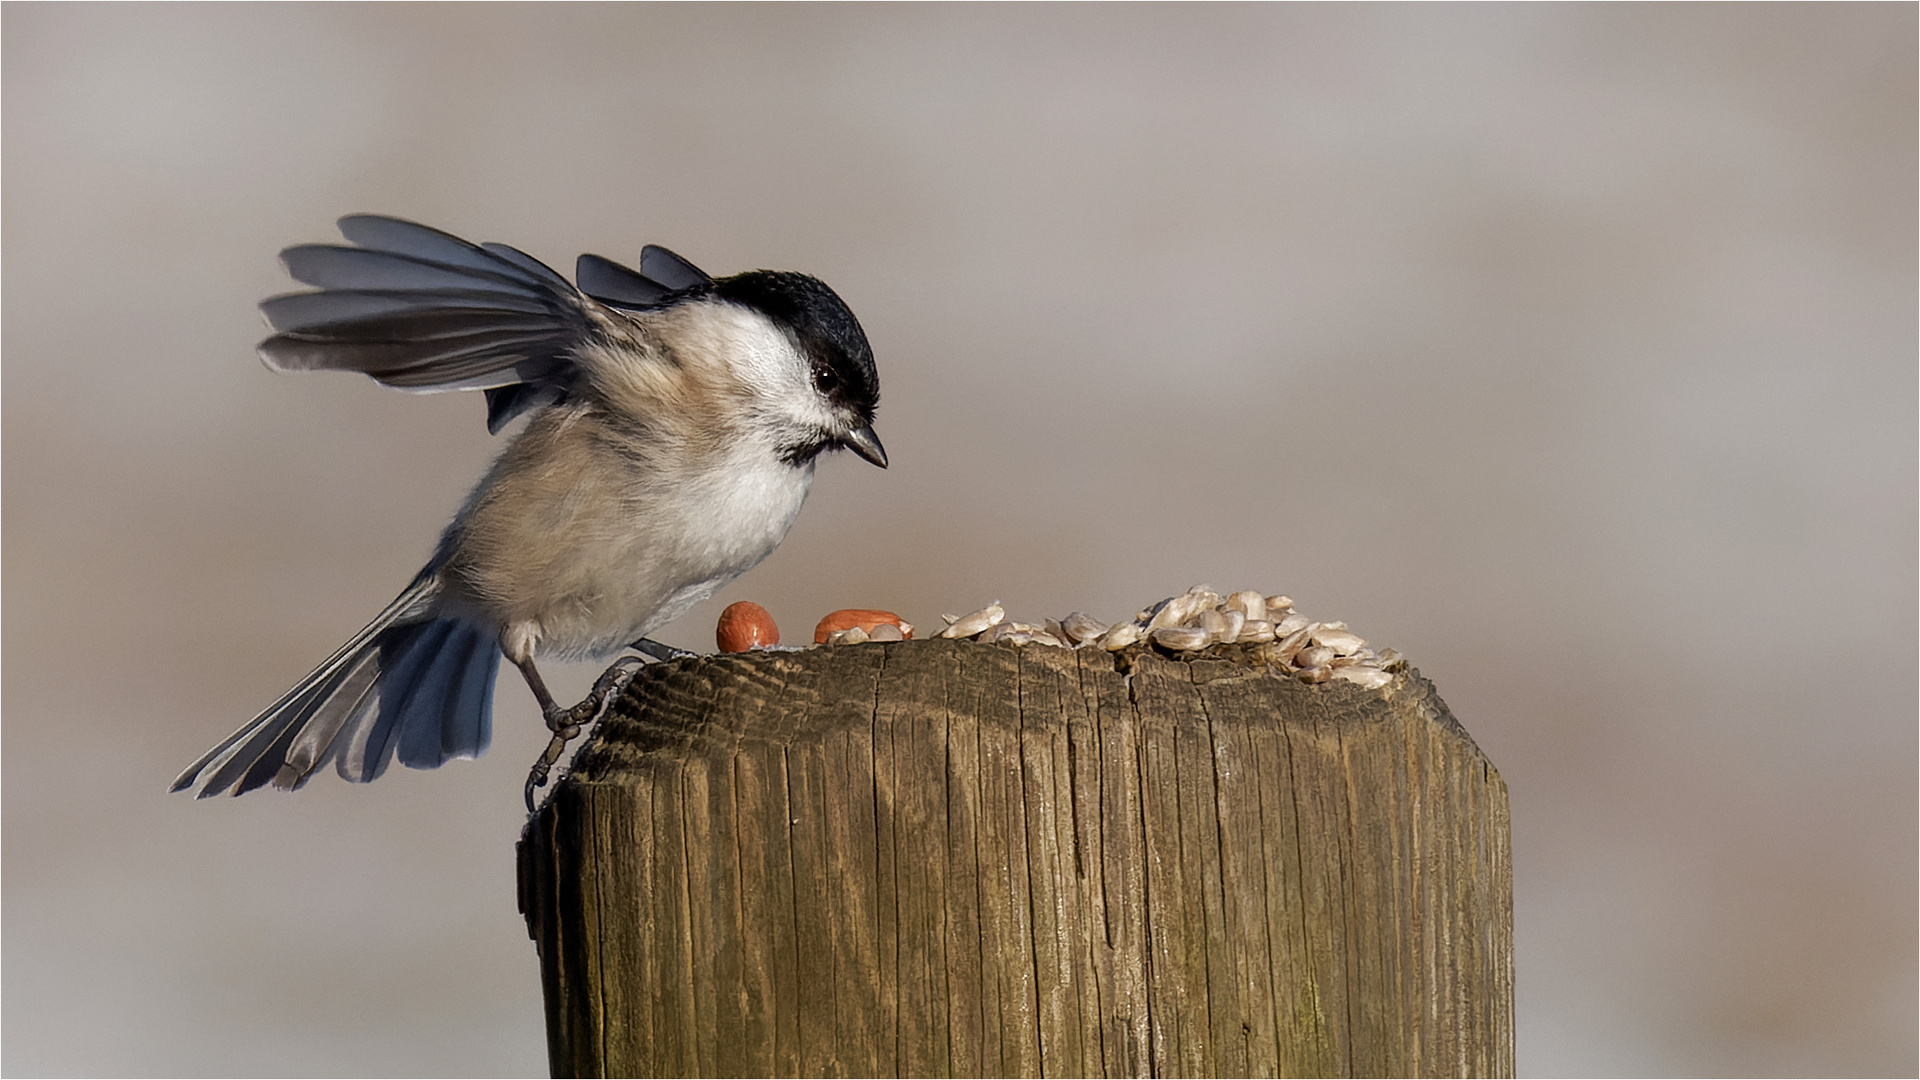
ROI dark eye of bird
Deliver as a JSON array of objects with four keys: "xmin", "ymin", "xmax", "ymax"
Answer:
[{"xmin": 812, "ymin": 364, "xmax": 840, "ymax": 395}]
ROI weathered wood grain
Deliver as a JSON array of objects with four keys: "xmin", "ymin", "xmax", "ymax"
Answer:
[{"xmin": 518, "ymin": 639, "xmax": 1512, "ymax": 1078}]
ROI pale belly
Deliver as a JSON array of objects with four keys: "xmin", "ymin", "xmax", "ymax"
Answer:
[{"xmin": 445, "ymin": 446, "xmax": 815, "ymax": 661}]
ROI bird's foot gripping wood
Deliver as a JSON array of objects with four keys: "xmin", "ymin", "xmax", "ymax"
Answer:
[
  {"xmin": 523, "ymin": 656, "xmax": 645, "ymax": 812},
  {"xmin": 629, "ymin": 637, "xmax": 698, "ymax": 662}
]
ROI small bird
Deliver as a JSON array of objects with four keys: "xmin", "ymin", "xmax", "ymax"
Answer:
[{"xmin": 172, "ymin": 215, "xmax": 884, "ymax": 804}]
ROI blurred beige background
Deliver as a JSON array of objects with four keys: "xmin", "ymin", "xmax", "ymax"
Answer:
[{"xmin": 4, "ymin": 5, "xmax": 1913, "ymax": 1076}]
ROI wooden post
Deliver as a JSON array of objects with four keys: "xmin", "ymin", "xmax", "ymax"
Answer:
[{"xmin": 517, "ymin": 638, "xmax": 1513, "ymax": 1078}]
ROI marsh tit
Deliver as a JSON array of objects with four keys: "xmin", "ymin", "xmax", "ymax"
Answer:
[{"xmin": 172, "ymin": 215, "xmax": 885, "ymax": 804}]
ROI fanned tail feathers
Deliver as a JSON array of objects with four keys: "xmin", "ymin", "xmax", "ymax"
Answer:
[{"xmin": 172, "ymin": 575, "xmax": 501, "ymax": 798}]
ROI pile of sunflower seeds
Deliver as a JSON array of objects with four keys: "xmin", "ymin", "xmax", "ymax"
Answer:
[{"xmin": 920, "ymin": 584, "xmax": 1404, "ymax": 690}]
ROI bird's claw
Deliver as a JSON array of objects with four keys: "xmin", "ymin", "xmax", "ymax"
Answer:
[
  {"xmin": 525, "ymin": 736, "xmax": 568, "ymax": 813},
  {"xmin": 523, "ymin": 656, "xmax": 647, "ymax": 813},
  {"xmin": 630, "ymin": 637, "xmax": 698, "ymax": 662}
]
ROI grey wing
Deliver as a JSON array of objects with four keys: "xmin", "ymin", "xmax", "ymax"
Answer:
[
  {"xmin": 576, "ymin": 253, "xmax": 674, "ymax": 309},
  {"xmin": 640, "ymin": 245, "xmax": 712, "ymax": 290},
  {"xmin": 575, "ymin": 245, "xmax": 712, "ymax": 310},
  {"xmin": 259, "ymin": 215, "xmax": 598, "ymax": 433}
]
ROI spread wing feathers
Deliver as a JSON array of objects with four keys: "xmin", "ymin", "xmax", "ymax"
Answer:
[
  {"xmin": 577, "ymin": 253, "xmax": 672, "ymax": 308},
  {"xmin": 258, "ymin": 215, "xmax": 595, "ymax": 416},
  {"xmin": 484, "ymin": 382, "xmax": 566, "ymax": 433},
  {"xmin": 575, "ymin": 245, "xmax": 713, "ymax": 310},
  {"xmin": 642, "ymin": 244, "xmax": 713, "ymax": 290},
  {"xmin": 481, "ymin": 242, "xmax": 578, "ymax": 291},
  {"xmin": 171, "ymin": 572, "xmax": 503, "ymax": 798}
]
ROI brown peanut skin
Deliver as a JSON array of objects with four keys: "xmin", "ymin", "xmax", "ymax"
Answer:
[
  {"xmin": 813, "ymin": 608, "xmax": 913, "ymax": 644},
  {"xmin": 716, "ymin": 601, "xmax": 779, "ymax": 652}
]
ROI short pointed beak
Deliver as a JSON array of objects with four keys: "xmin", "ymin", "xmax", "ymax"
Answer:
[{"xmin": 844, "ymin": 424, "xmax": 887, "ymax": 468}]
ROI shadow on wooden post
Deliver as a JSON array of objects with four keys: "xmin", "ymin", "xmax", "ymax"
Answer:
[{"xmin": 517, "ymin": 638, "xmax": 1513, "ymax": 1078}]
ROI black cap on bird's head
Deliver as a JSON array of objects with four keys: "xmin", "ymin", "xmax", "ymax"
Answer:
[
  {"xmin": 249, "ymin": 215, "xmax": 887, "ymax": 458},
  {"xmin": 714, "ymin": 270, "xmax": 886, "ymax": 468},
  {"xmin": 574, "ymin": 243, "xmax": 883, "ymax": 468}
]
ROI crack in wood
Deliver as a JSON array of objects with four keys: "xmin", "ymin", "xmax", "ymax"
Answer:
[{"xmin": 520, "ymin": 640, "xmax": 1512, "ymax": 1077}]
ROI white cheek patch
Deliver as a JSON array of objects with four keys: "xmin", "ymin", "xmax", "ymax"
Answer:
[
  {"xmin": 709, "ymin": 307, "xmax": 839, "ymax": 432},
  {"xmin": 595, "ymin": 300, "xmax": 841, "ymax": 454},
  {"xmin": 725, "ymin": 311, "xmax": 810, "ymax": 389}
]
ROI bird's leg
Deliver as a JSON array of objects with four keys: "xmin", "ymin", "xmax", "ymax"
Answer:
[
  {"xmin": 515, "ymin": 653, "xmax": 644, "ymax": 812},
  {"xmin": 515, "ymin": 637, "xmax": 696, "ymax": 810}
]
